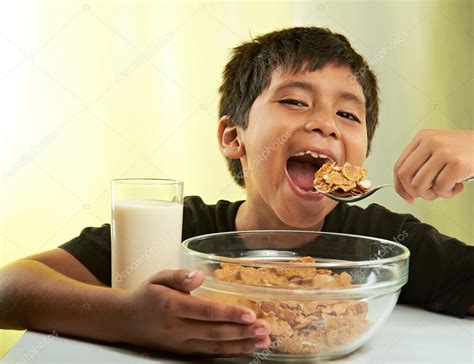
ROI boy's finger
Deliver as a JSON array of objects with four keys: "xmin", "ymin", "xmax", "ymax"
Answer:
[
  {"xmin": 432, "ymin": 164, "xmax": 462, "ymax": 198},
  {"xmin": 183, "ymin": 318, "xmax": 271, "ymax": 341},
  {"xmin": 149, "ymin": 269, "xmax": 204, "ymax": 293},
  {"xmin": 174, "ymin": 294, "xmax": 257, "ymax": 324},
  {"xmin": 185, "ymin": 336, "xmax": 270, "ymax": 355},
  {"xmin": 394, "ymin": 135, "xmax": 422, "ymax": 172},
  {"xmin": 394, "ymin": 176, "xmax": 414, "ymax": 204},
  {"xmin": 394, "ymin": 172, "xmax": 414, "ymax": 203},
  {"xmin": 395, "ymin": 146, "xmax": 431, "ymax": 198},
  {"xmin": 410, "ymin": 155, "xmax": 443, "ymax": 200},
  {"xmin": 450, "ymin": 183, "xmax": 464, "ymax": 197}
]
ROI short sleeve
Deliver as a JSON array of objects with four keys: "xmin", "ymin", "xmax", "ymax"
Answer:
[
  {"xmin": 57, "ymin": 196, "xmax": 242, "ymax": 288},
  {"xmin": 59, "ymin": 224, "xmax": 112, "ymax": 286}
]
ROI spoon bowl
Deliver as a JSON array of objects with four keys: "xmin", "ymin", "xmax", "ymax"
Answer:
[
  {"xmin": 314, "ymin": 184, "xmax": 394, "ymax": 202},
  {"xmin": 315, "ymin": 176, "xmax": 474, "ymax": 203}
]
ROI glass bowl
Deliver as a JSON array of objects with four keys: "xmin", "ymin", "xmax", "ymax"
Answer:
[{"xmin": 180, "ymin": 230, "xmax": 409, "ymax": 361}]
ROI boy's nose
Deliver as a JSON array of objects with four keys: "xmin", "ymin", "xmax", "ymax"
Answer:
[{"xmin": 303, "ymin": 114, "xmax": 341, "ymax": 139}]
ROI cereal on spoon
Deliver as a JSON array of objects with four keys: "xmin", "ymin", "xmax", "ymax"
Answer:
[{"xmin": 313, "ymin": 162, "xmax": 372, "ymax": 196}]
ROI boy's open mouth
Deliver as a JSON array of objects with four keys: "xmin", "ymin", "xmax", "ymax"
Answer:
[{"xmin": 286, "ymin": 152, "xmax": 332, "ymax": 192}]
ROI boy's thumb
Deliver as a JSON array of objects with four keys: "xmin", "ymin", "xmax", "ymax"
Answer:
[{"xmin": 149, "ymin": 269, "xmax": 204, "ymax": 293}]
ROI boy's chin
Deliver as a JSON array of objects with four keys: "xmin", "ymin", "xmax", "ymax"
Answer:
[{"xmin": 277, "ymin": 201, "xmax": 334, "ymax": 230}]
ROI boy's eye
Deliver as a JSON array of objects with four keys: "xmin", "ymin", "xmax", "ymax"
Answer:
[
  {"xmin": 279, "ymin": 99, "xmax": 308, "ymax": 107},
  {"xmin": 337, "ymin": 111, "xmax": 360, "ymax": 123}
]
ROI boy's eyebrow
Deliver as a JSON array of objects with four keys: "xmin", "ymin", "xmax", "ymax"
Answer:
[
  {"xmin": 273, "ymin": 81, "xmax": 314, "ymax": 94},
  {"xmin": 273, "ymin": 81, "xmax": 365, "ymax": 107},
  {"xmin": 337, "ymin": 91, "xmax": 365, "ymax": 107}
]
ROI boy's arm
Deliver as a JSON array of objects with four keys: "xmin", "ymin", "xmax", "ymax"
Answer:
[
  {"xmin": 24, "ymin": 248, "xmax": 106, "ymax": 286},
  {"xmin": 0, "ymin": 258, "xmax": 127, "ymax": 342},
  {"xmin": 0, "ymin": 254, "xmax": 272, "ymax": 355},
  {"xmin": 329, "ymin": 203, "xmax": 474, "ymax": 317},
  {"xmin": 390, "ymin": 129, "xmax": 473, "ymax": 314},
  {"xmin": 397, "ymin": 221, "xmax": 474, "ymax": 317}
]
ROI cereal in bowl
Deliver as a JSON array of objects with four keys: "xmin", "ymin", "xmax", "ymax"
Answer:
[{"xmin": 210, "ymin": 257, "xmax": 371, "ymax": 354}]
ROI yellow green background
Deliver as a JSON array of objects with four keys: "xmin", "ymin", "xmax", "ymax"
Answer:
[{"xmin": 0, "ymin": 0, "xmax": 472, "ymax": 357}]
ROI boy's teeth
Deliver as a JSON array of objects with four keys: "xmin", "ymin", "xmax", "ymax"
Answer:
[
  {"xmin": 290, "ymin": 150, "xmax": 335, "ymax": 162},
  {"xmin": 292, "ymin": 151, "xmax": 320, "ymax": 157}
]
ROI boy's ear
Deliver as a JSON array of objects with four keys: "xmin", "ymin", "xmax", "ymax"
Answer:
[{"xmin": 217, "ymin": 115, "xmax": 246, "ymax": 159}]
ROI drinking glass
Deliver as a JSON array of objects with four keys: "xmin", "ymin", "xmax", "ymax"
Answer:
[{"xmin": 111, "ymin": 178, "xmax": 183, "ymax": 289}]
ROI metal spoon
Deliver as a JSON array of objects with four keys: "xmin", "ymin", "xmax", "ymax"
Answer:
[
  {"xmin": 315, "ymin": 176, "xmax": 474, "ymax": 203},
  {"xmin": 314, "ymin": 184, "xmax": 394, "ymax": 202}
]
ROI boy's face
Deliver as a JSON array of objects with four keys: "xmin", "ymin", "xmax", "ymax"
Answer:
[{"xmin": 223, "ymin": 63, "xmax": 368, "ymax": 229}]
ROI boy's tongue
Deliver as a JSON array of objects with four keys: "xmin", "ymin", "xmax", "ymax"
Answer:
[{"xmin": 287, "ymin": 160, "xmax": 317, "ymax": 191}]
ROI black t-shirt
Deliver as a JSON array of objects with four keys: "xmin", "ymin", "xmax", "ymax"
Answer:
[{"xmin": 60, "ymin": 195, "xmax": 474, "ymax": 318}]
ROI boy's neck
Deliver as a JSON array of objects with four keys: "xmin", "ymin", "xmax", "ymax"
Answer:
[{"xmin": 235, "ymin": 200, "xmax": 324, "ymax": 231}]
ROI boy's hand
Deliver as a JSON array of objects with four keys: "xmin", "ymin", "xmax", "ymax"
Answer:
[
  {"xmin": 394, "ymin": 129, "xmax": 474, "ymax": 203},
  {"xmin": 122, "ymin": 269, "xmax": 271, "ymax": 356}
]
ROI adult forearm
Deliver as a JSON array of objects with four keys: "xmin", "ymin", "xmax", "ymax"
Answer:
[{"xmin": 0, "ymin": 260, "xmax": 129, "ymax": 343}]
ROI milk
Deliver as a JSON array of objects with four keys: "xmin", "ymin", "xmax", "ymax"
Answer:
[{"xmin": 111, "ymin": 199, "xmax": 183, "ymax": 290}]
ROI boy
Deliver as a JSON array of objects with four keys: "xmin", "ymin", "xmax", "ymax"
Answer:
[{"xmin": 1, "ymin": 27, "xmax": 473, "ymax": 357}]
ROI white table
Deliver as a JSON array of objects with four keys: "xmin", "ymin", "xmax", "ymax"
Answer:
[{"xmin": 2, "ymin": 305, "xmax": 473, "ymax": 364}]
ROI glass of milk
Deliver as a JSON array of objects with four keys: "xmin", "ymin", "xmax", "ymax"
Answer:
[{"xmin": 111, "ymin": 178, "xmax": 183, "ymax": 290}]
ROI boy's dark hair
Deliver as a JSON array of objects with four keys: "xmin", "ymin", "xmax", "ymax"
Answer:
[{"xmin": 218, "ymin": 26, "xmax": 379, "ymax": 188}]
